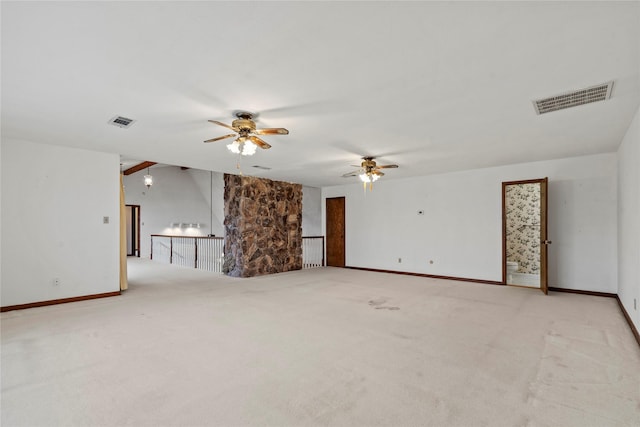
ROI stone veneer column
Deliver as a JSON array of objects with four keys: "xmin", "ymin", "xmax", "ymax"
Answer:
[{"xmin": 223, "ymin": 174, "xmax": 303, "ymax": 277}]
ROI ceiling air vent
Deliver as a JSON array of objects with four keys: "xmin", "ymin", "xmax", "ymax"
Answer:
[
  {"xmin": 108, "ymin": 115, "xmax": 136, "ymax": 128},
  {"xmin": 533, "ymin": 81, "xmax": 614, "ymax": 115}
]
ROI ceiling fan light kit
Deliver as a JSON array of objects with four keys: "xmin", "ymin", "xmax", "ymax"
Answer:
[
  {"xmin": 359, "ymin": 171, "xmax": 381, "ymax": 192},
  {"xmin": 359, "ymin": 173, "xmax": 380, "ymax": 183},
  {"xmin": 227, "ymin": 137, "xmax": 257, "ymax": 156}
]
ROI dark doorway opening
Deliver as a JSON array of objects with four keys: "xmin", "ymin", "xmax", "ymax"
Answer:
[{"xmin": 126, "ymin": 204, "xmax": 141, "ymax": 257}]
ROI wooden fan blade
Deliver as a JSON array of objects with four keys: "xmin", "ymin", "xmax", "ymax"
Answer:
[
  {"xmin": 204, "ymin": 133, "xmax": 236, "ymax": 143},
  {"xmin": 377, "ymin": 164, "xmax": 399, "ymax": 169},
  {"xmin": 342, "ymin": 171, "xmax": 361, "ymax": 177},
  {"xmin": 373, "ymin": 171, "xmax": 385, "ymax": 177},
  {"xmin": 249, "ymin": 136, "xmax": 271, "ymax": 149},
  {"xmin": 255, "ymin": 128, "xmax": 289, "ymax": 135},
  {"xmin": 208, "ymin": 120, "xmax": 238, "ymax": 132}
]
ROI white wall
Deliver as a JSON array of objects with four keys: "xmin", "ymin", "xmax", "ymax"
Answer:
[
  {"xmin": 617, "ymin": 105, "xmax": 640, "ymax": 331},
  {"xmin": 323, "ymin": 153, "xmax": 617, "ymax": 292},
  {"xmin": 302, "ymin": 186, "xmax": 322, "ymax": 236},
  {"xmin": 1, "ymin": 140, "xmax": 120, "ymax": 307},
  {"xmin": 123, "ymin": 167, "xmax": 224, "ymax": 258}
]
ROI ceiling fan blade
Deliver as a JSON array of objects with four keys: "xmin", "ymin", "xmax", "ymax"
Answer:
[
  {"xmin": 373, "ymin": 171, "xmax": 385, "ymax": 177},
  {"xmin": 342, "ymin": 171, "xmax": 361, "ymax": 177},
  {"xmin": 208, "ymin": 120, "xmax": 238, "ymax": 132},
  {"xmin": 254, "ymin": 128, "xmax": 289, "ymax": 135},
  {"xmin": 204, "ymin": 133, "xmax": 236, "ymax": 143},
  {"xmin": 377, "ymin": 164, "xmax": 399, "ymax": 169},
  {"xmin": 249, "ymin": 136, "xmax": 271, "ymax": 149}
]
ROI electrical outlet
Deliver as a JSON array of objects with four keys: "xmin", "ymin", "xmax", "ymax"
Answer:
[
  {"xmin": 103, "ymin": 216, "xmax": 109, "ymax": 224},
  {"xmin": 398, "ymin": 258, "xmax": 402, "ymax": 263},
  {"xmin": 53, "ymin": 278, "xmax": 60, "ymax": 286}
]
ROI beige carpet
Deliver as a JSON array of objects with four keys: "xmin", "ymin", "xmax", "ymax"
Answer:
[{"xmin": 2, "ymin": 259, "xmax": 639, "ymax": 426}]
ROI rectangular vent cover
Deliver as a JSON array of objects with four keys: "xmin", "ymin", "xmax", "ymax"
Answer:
[
  {"xmin": 108, "ymin": 116, "xmax": 136, "ymax": 128},
  {"xmin": 533, "ymin": 81, "xmax": 613, "ymax": 115}
]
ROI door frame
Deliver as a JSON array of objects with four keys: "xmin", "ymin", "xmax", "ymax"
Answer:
[{"xmin": 501, "ymin": 178, "xmax": 549, "ymax": 294}]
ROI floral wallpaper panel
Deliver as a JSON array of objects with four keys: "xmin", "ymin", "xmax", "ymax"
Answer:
[{"xmin": 505, "ymin": 183, "xmax": 540, "ymax": 275}]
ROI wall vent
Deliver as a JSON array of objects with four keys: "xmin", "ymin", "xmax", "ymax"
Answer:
[
  {"xmin": 533, "ymin": 81, "xmax": 613, "ymax": 115},
  {"xmin": 108, "ymin": 115, "xmax": 136, "ymax": 128}
]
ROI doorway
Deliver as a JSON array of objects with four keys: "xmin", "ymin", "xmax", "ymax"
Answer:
[
  {"xmin": 326, "ymin": 197, "xmax": 345, "ymax": 267},
  {"xmin": 125, "ymin": 204, "xmax": 141, "ymax": 257},
  {"xmin": 502, "ymin": 178, "xmax": 549, "ymax": 294}
]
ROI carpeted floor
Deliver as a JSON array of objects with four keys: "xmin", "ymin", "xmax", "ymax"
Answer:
[{"xmin": 2, "ymin": 259, "xmax": 639, "ymax": 426}]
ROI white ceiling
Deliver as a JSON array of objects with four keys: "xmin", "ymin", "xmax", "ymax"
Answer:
[{"xmin": 2, "ymin": 1, "xmax": 639, "ymax": 187}]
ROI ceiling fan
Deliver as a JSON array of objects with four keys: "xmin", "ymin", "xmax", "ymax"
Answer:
[
  {"xmin": 342, "ymin": 157, "xmax": 399, "ymax": 191},
  {"xmin": 204, "ymin": 111, "xmax": 289, "ymax": 156}
]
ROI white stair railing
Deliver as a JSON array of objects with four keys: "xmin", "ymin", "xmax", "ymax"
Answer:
[
  {"xmin": 302, "ymin": 236, "xmax": 324, "ymax": 268},
  {"xmin": 150, "ymin": 235, "xmax": 324, "ymax": 273},
  {"xmin": 151, "ymin": 235, "xmax": 224, "ymax": 273}
]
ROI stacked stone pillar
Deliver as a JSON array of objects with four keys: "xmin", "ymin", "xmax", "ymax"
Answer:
[{"xmin": 223, "ymin": 174, "xmax": 302, "ymax": 277}]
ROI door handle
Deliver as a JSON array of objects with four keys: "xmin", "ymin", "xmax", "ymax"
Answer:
[{"xmin": 542, "ymin": 240, "xmax": 552, "ymax": 245}]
